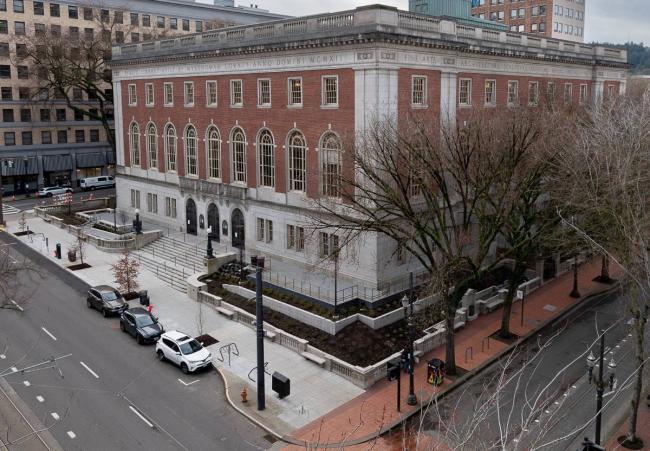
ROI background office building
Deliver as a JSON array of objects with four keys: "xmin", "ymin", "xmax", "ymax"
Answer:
[{"xmin": 0, "ymin": 0, "xmax": 283, "ymax": 195}]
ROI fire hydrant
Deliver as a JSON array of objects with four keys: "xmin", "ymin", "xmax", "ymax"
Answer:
[{"xmin": 241, "ymin": 387, "xmax": 248, "ymax": 403}]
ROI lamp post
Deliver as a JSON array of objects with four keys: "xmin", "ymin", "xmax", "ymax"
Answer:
[
  {"xmin": 234, "ymin": 229, "xmax": 244, "ymax": 282},
  {"xmin": 586, "ymin": 331, "xmax": 617, "ymax": 445},
  {"xmin": 133, "ymin": 208, "xmax": 142, "ymax": 234},
  {"xmin": 206, "ymin": 226, "xmax": 214, "ymax": 258},
  {"xmin": 401, "ymin": 273, "xmax": 417, "ymax": 407},
  {"xmin": 570, "ymin": 256, "xmax": 581, "ymax": 298}
]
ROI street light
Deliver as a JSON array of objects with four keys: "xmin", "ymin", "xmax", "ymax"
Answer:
[
  {"xmin": 586, "ymin": 331, "xmax": 617, "ymax": 445},
  {"xmin": 133, "ymin": 208, "xmax": 142, "ymax": 235},
  {"xmin": 206, "ymin": 226, "xmax": 214, "ymax": 259},
  {"xmin": 401, "ymin": 277, "xmax": 417, "ymax": 407},
  {"xmin": 570, "ymin": 256, "xmax": 581, "ymax": 298}
]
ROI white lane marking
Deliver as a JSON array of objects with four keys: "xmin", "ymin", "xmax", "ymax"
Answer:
[
  {"xmin": 10, "ymin": 300, "xmax": 23, "ymax": 312},
  {"xmin": 177, "ymin": 378, "xmax": 199, "ymax": 386},
  {"xmin": 51, "ymin": 412, "xmax": 60, "ymax": 420},
  {"xmin": 10, "ymin": 367, "xmax": 17, "ymax": 373},
  {"xmin": 41, "ymin": 327, "xmax": 57, "ymax": 341},
  {"xmin": 66, "ymin": 431, "xmax": 76, "ymax": 439},
  {"xmin": 0, "ymin": 354, "xmax": 5, "ymax": 359},
  {"xmin": 36, "ymin": 395, "xmax": 44, "ymax": 403},
  {"xmin": 129, "ymin": 405, "xmax": 154, "ymax": 428},
  {"xmin": 79, "ymin": 362, "xmax": 99, "ymax": 379},
  {"xmin": 23, "ymin": 380, "xmax": 30, "ymax": 387}
]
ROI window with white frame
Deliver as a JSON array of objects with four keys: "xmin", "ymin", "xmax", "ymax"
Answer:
[
  {"xmin": 128, "ymin": 84, "xmax": 137, "ymax": 106},
  {"xmin": 206, "ymin": 126, "xmax": 221, "ymax": 179},
  {"xmin": 184, "ymin": 125, "xmax": 198, "ymax": 176},
  {"xmin": 528, "ymin": 81, "xmax": 539, "ymax": 106},
  {"xmin": 230, "ymin": 80, "xmax": 243, "ymax": 107},
  {"xmin": 231, "ymin": 128, "xmax": 247, "ymax": 183},
  {"xmin": 206, "ymin": 81, "xmax": 217, "ymax": 107},
  {"xmin": 319, "ymin": 232, "xmax": 339, "ymax": 258},
  {"xmin": 579, "ymin": 84, "xmax": 588, "ymax": 104},
  {"xmin": 564, "ymin": 83, "xmax": 573, "ymax": 104},
  {"xmin": 547, "ymin": 82, "xmax": 556, "ymax": 102},
  {"xmin": 459, "ymin": 79, "xmax": 472, "ymax": 106},
  {"xmin": 411, "ymin": 76, "xmax": 427, "ymax": 107},
  {"xmin": 164, "ymin": 123, "xmax": 177, "ymax": 172},
  {"xmin": 184, "ymin": 82, "xmax": 194, "ymax": 107},
  {"xmin": 288, "ymin": 78, "xmax": 302, "ymax": 106},
  {"xmin": 257, "ymin": 79, "xmax": 271, "ymax": 107},
  {"xmin": 257, "ymin": 129, "xmax": 275, "ymax": 188},
  {"xmin": 165, "ymin": 196, "xmax": 177, "ymax": 218},
  {"xmin": 256, "ymin": 218, "xmax": 273, "ymax": 243},
  {"xmin": 129, "ymin": 121, "xmax": 140, "ymax": 166},
  {"xmin": 507, "ymin": 81, "xmax": 519, "ymax": 105},
  {"xmin": 164, "ymin": 82, "xmax": 173, "ymax": 106},
  {"xmin": 608, "ymin": 85, "xmax": 616, "ymax": 98},
  {"xmin": 130, "ymin": 189, "xmax": 140, "ymax": 208},
  {"xmin": 321, "ymin": 132, "xmax": 342, "ymax": 197},
  {"xmin": 485, "ymin": 80, "xmax": 496, "ymax": 105},
  {"xmin": 288, "ymin": 131, "xmax": 306, "ymax": 192},
  {"xmin": 147, "ymin": 193, "xmax": 158, "ymax": 213},
  {"xmin": 321, "ymin": 76, "xmax": 338, "ymax": 107},
  {"xmin": 145, "ymin": 83, "xmax": 154, "ymax": 106},
  {"xmin": 146, "ymin": 122, "xmax": 157, "ymax": 169},
  {"xmin": 287, "ymin": 224, "xmax": 305, "ymax": 252}
]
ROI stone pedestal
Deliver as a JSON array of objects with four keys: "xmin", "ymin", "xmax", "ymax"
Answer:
[{"xmin": 203, "ymin": 252, "xmax": 238, "ymax": 276}]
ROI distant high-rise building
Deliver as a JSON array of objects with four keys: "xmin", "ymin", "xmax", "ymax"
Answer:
[{"xmin": 410, "ymin": 0, "xmax": 506, "ymax": 29}]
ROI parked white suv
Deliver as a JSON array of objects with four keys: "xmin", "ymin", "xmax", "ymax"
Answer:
[
  {"xmin": 38, "ymin": 186, "xmax": 72, "ymax": 197},
  {"xmin": 155, "ymin": 331, "xmax": 212, "ymax": 374},
  {"xmin": 80, "ymin": 176, "xmax": 115, "ymax": 191}
]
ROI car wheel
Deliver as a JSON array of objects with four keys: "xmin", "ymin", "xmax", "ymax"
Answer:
[
  {"xmin": 136, "ymin": 335, "xmax": 143, "ymax": 345},
  {"xmin": 119, "ymin": 321, "xmax": 125, "ymax": 332},
  {"xmin": 181, "ymin": 363, "xmax": 189, "ymax": 374},
  {"xmin": 157, "ymin": 350, "xmax": 166, "ymax": 362},
  {"xmin": 46, "ymin": 193, "xmax": 53, "ymax": 197},
  {"xmin": 66, "ymin": 189, "xmax": 72, "ymax": 193},
  {"xmin": 91, "ymin": 186, "xmax": 96, "ymax": 191},
  {"xmin": 101, "ymin": 308, "xmax": 108, "ymax": 318},
  {"xmin": 86, "ymin": 299, "xmax": 92, "ymax": 308}
]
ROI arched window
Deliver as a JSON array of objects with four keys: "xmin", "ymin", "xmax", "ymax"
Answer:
[
  {"xmin": 129, "ymin": 121, "xmax": 140, "ymax": 167},
  {"xmin": 231, "ymin": 127, "xmax": 247, "ymax": 184},
  {"xmin": 288, "ymin": 131, "xmax": 306, "ymax": 192},
  {"xmin": 164, "ymin": 123, "xmax": 177, "ymax": 172},
  {"xmin": 184, "ymin": 125, "xmax": 198, "ymax": 176},
  {"xmin": 206, "ymin": 126, "xmax": 221, "ymax": 179},
  {"xmin": 320, "ymin": 132, "xmax": 342, "ymax": 197},
  {"xmin": 257, "ymin": 129, "xmax": 275, "ymax": 188},
  {"xmin": 146, "ymin": 123, "xmax": 157, "ymax": 169}
]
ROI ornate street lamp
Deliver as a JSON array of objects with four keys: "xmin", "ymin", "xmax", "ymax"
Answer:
[
  {"xmin": 206, "ymin": 226, "xmax": 214, "ymax": 258},
  {"xmin": 133, "ymin": 208, "xmax": 142, "ymax": 234},
  {"xmin": 586, "ymin": 332, "xmax": 617, "ymax": 445},
  {"xmin": 401, "ymin": 289, "xmax": 417, "ymax": 406}
]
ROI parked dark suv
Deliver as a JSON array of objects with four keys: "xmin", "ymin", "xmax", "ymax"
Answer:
[
  {"xmin": 120, "ymin": 308, "xmax": 164, "ymax": 344},
  {"xmin": 86, "ymin": 285, "xmax": 128, "ymax": 317}
]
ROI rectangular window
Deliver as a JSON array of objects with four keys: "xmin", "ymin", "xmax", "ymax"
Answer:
[
  {"xmin": 288, "ymin": 78, "xmax": 302, "ymax": 106},
  {"xmin": 0, "ymin": 0, "xmax": 4, "ymax": 11},
  {"xmin": 2, "ymin": 109, "xmax": 14, "ymax": 122},
  {"xmin": 21, "ymin": 131, "xmax": 32, "ymax": 145},
  {"xmin": 4, "ymin": 132, "xmax": 15, "ymax": 146},
  {"xmin": 411, "ymin": 76, "xmax": 427, "ymax": 107},
  {"xmin": 485, "ymin": 80, "xmax": 496, "ymax": 105},
  {"xmin": 84, "ymin": 28, "xmax": 93, "ymax": 40},
  {"xmin": 321, "ymin": 76, "xmax": 338, "ymax": 107},
  {"xmin": 41, "ymin": 131, "xmax": 51, "ymax": 144},
  {"xmin": 206, "ymin": 81, "xmax": 217, "ymax": 107},
  {"xmin": 130, "ymin": 189, "xmax": 141, "ymax": 208},
  {"xmin": 165, "ymin": 197, "xmax": 176, "ymax": 218},
  {"xmin": 230, "ymin": 80, "xmax": 242, "ymax": 106},
  {"xmin": 114, "ymin": 11, "xmax": 123, "ymax": 24},
  {"xmin": 507, "ymin": 81, "xmax": 519, "ymax": 105},
  {"xmin": 40, "ymin": 109, "xmax": 50, "ymax": 122},
  {"xmin": 459, "ymin": 79, "xmax": 472, "ymax": 106},
  {"xmin": 528, "ymin": 81, "xmax": 539, "ymax": 106},
  {"xmin": 115, "ymin": 31, "xmax": 124, "ymax": 44},
  {"xmin": 1, "ymin": 87, "xmax": 11, "ymax": 100},
  {"xmin": 15, "ymin": 43, "xmax": 26, "ymax": 58},
  {"xmin": 131, "ymin": 33, "xmax": 139, "ymax": 43},
  {"xmin": 18, "ymin": 88, "xmax": 29, "ymax": 99},
  {"xmin": 15, "ymin": 22, "xmax": 26, "ymax": 36},
  {"xmin": 13, "ymin": 0, "xmax": 23, "ymax": 13},
  {"xmin": 145, "ymin": 83, "xmax": 154, "ymax": 106},
  {"xmin": 143, "ymin": 15, "xmax": 150, "ymax": 27},
  {"xmin": 75, "ymin": 130, "xmax": 85, "ymax": 143},
  {"xmin": 20, "ymin": 109, "xmax": 30, "ymax": 122},
  {"xmin": 83, "ymin": 7, "xmax": 93, "ymax": 20},
  {"xmin": 0, "ymin": 21, "xmax": 6, "ymax": 35},
  {"xmin": 182, "ymin": 19, "xmax": 189, "ymax": 31},
  {"xmin": 147, "ymin": 193, "xmax": 158, "ymax": 213},
  {"xmin": 257, "ymin": 79, "xmax": 271, "ymax": 107},
  {"xmin": 608, "ymin": 85, "xmax": 616, "ymax": 98},
  {"xmin": 319, "ymin": 232, "xmax": 339, "ymax": 258},
  {"xmin": 256, "ymin": 219, "xmax": 273, "ymax": 243},
  {"xmin": 56, "ymin": 109, "xmax": 66, "ymax": 121},
  {"xmin": 157, "ymin": 16, "xmax": 165, "ymax": 28},
  {"xmin": 564, "ymin": 83, "xmax": 573, "ymax": 104},
  {"xmin": 0, "ymin": 65, "xmax": 8, "ymax": 79},
  {"xmin": 195, "ymin": 21, "xmax": 202, "ymax": 32},
  {"xmin": 287, "ymin": 225, "xmax": 305, "ymax": 252},
  {"xmin": 100, "ymin": 9, "xmax": 109, "ymax": 23},
  {"xmin": 170, "ymin": 18, "xmax": 177, "ymax": 30},
  {"xmin": 57, "ymin": 130, "xmax": 67, "ymax": 143},
  {"xmin": 184, "ymin": 81, "xmax": 194, "ymax": 106},
  {"xmin": 128, "ymin": 84, "xmax": 137, "ymax": 106},
  {"xmin": 73, "ymin": 87, "xmax": 83, "ymax": 101},
  {"xmin": 547, "ymin": 82, "xmax": 555, "ymax": 101},
  {"xmin": 50, "ymin": 3, "xmax": 59, "ymax": 17},
  {"xmin": 0, "ymin": 43, "xmax": 7, "ymax": 57},
  {"xmin": 579, "ymin": 84, "xmax": 588, "ymax": 105},
  {"xmin": 164, "ymin": 82, "xmax": 173, "ymax": 106},
  {"xmin": 130, "ymin": 12, "xmax": 139, "ymax": 25}
]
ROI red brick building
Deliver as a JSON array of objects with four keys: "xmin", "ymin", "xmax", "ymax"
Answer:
[{"xmin": 109, "ymin": 5, "xmax": 627, "ymax": 290}]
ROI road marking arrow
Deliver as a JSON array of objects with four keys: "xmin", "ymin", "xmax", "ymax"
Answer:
[{"xmin": 177, "ymin": 378, "xmax": 199, "ymax": 386}]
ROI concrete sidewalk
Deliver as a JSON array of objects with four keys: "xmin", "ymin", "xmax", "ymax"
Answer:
[{"xmin": 5, "ymin": 214, "xmax": 364, "ymax": 437}]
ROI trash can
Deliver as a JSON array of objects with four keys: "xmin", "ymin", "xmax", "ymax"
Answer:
[
  {"xmin": 55, "ymin": 243, "xmax": 62, "ymax": 259},
  {"xmin": 139, "ymin": 290, "xmax": 150, "ymax": 306},
  {"xmin": 272, "ymin": 372, "xmax": 290, "ymax": 399},
  {"xmin": 427, "ymin": 358, "xmax": 446, "ymax": 387}
]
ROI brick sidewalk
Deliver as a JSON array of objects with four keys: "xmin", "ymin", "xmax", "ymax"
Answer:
[
  {"xmin": 605, "ymin": 399, "xmax": 650, "ymax": 450},
  {"xmin": 284, "ymin": 258, "xmax": 617, "ymax": 450}
]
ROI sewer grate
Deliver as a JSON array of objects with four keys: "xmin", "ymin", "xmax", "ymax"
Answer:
[
  {"xmin": 263, "ymin": 434, "xmax": 278, "ymax": 444},
  {"xmin": 195, "ymin": 334, "xmax": 218, "ymax": 347}
]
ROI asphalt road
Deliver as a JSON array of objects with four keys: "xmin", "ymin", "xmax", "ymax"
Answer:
[
  {"xmin": 2, "ymin": 188, "xmax": 115, "ymax": 213},
  {"xmin": 0, "ymin": 234, "xmax": 270, "ymax": 451},
  {"xmin": 417, "ymin": 287, "xmax": 636, "ymax": 450}
]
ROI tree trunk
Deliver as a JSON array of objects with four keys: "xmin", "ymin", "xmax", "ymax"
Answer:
[
  {"xmin": 444, "ymin": 288, "xmax": 457, "ymax": 375},
  {"xmin": 628, "ymin": 304, "xmax": 647, "ymax": 444},
  {"xmin": 599, "ymin": 255, "xmax": 611, "ymax": 283},
  {"xmin": 500, "ymin": 262, "xmax": 526, "ymax": 339}
]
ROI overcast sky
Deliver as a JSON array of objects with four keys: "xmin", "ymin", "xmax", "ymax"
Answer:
[{"xmin": 244, "ymin": 0, "xmax": 650, "ymax": 45}]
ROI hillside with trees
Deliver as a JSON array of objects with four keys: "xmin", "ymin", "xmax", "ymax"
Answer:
[{"xmin": 594, "ymin": 42, "xmax": 650, "ymax": 74}]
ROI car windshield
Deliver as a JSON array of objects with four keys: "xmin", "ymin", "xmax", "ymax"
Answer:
[
  {"xmin": 179, "ymin": 340, "xmax": 203, "ymax": 355},
  {"xmin": 102, "ymin": 291, "xmax": 120, "ymax": 301},
  {"xmin": 135, "ymin": 315, "xmax": 155, "ymax": 327}
]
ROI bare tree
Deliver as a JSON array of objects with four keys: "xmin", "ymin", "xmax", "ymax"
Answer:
[
  {"xmin": 112, "ymin": 248, "xmax": 140, "ymax": 296},
  {"xmin": 71, "ymin": 231, "xmax": 86, "ymax": 266},
  {"xmin": 0, "ymin": 246, "xmax": 40, "ymax": 312}
]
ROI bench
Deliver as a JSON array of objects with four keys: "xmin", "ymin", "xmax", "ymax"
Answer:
[
  {"xmin": 42, "ymin": 216, "xmax": 51, "ymax": 223},
  {"xmin": 301, "ymin": 351, "xmax": 327, "ymax": 367},
  {"xmin": 264, "ymin": 330, "xmax": 277, "ymax": 341},
  {"xmin": 215, "ymin": 306, "xmax": 234, "ymax": 319},
  {"xmin": 484, "ymin": 297, "xmax": 505, "ymax": 312}
]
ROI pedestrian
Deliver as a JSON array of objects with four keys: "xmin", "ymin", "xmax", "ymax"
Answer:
[{"xmin": 147, "ymin": 304, "xmax": 153, "ymax": 314}]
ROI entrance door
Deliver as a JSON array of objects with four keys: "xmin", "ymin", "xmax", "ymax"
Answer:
[
  {"xmin": 186, "ymin": 198, "xmax": 198, "ymax": 235},
  {"xmin": 207, "ymin": 203, "xmax": 220, "ymax": 242},
  {"xmin": 231, "ymin": 208, "xmax": 245, "ymax": 248}
]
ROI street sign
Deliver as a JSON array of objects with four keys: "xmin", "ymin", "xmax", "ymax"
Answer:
[{"xmin": 517, "ymin": 290, "xmax": 524, "ymax": 300}]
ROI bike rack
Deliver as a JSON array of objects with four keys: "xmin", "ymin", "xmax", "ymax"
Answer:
[
  {"xmin": 465, "ymin": 346, "xmax": 473, "ymax": 363},
  {"xmin": 247, "ymin": 362, "xmax": 271, "ymax": 382},
  {"xmin": 482, "ymin": 336, "xmax": 491, "ymax": 353},
  {"xmin": 216, "ymin": 343, "xmax": 240, "ymax": 367}
]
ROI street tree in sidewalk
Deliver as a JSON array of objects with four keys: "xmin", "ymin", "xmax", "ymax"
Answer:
[
  {"xmin": 0, "ymin": 247, "xmax": 40, "ymax": 312},
  {"xmin": 554, "ymin": 91, "xmax": 650, "ymax": 448},
  {"xmin": 112, "ymin": 248, "xmax": 140, "ymax": 297},
  {"xmin": 311, "ymin": 107, "xmax": 557, "ymax": 375}
]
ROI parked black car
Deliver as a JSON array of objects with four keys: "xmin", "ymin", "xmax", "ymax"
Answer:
[
  {"xmin": 120, "ymin": 308, "xmax": 164, "ymax": 344},
  {"xmin": 86, "ymin": 285, "xmax": 128, "ymax": 317}
]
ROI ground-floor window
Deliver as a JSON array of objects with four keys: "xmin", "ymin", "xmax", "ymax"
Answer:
[
  {"xmin": 256, "ymin": 218, "xmax": 273, "ymax": 243},
  {"xmin": 165, "ymin": 197, "xmax": 177, "ymax": 218},
  {"xmin": 319, "ymin": 232, "xmax": 339, "ymax": 258},
  {"xmin": 147, "ymin": 193, "xmax": 158, "ymax": 214},
  {"xmin": 287, "ymin": 224, "xmax": 305, "ymax": 252},
  {"xmin": 130, "ymin": 189, "xmax": 141, "ymax": 208}
]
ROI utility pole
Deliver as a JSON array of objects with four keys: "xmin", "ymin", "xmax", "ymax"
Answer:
[{"xmin": 255, "ymin": 266, "xmax": 265, "ymax": 411}]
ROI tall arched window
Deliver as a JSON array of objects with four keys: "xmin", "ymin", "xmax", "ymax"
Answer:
[
  {"xmin": 320, "ymin": 132, "xmax": 342, "ymax": 197},
  {"xmin": 164, "ymin": 123, "xmax": 177, "ymax": 172},
  {"xmin": 184, "ymin": 125, "xmax": 198, "ymax": 176},
  {"xmin": 206, "ymin": 126, "xmax": 221, "ymax": 179},
  {"xmin": 146, "ymin": 122, "xmax": 157, "ymax": 169},
  {"xmin": 257, "ymin": 129, "xmax": 275, "ymax": 188},
  {"xmin": 129, "ymin": 121, "xmax": 140, "ymax": 167},
  {"xmin": 287, "ymin": 131, "xmax": 306, "ymax": 192},
  {"xmin": 231, "ymin": 127, "xmax": 247, "ymax": 184}
]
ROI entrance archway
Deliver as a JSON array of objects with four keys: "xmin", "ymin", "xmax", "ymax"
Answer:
[
  {"xmin": 207, "ymin": 203, "xmax": 220, "ymax": 242},
  {"xmin": 231, "ymin": 208, "xmax": 245, "ymax": 248},
  {"xmin": 186, "ymin": 198, "xmax": 197, "ymax": 235}
]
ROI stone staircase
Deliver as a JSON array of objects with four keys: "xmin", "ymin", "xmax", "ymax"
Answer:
[{"xmin": 135, "ymin": 236, "xmax": 205, "ymax": 292}]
